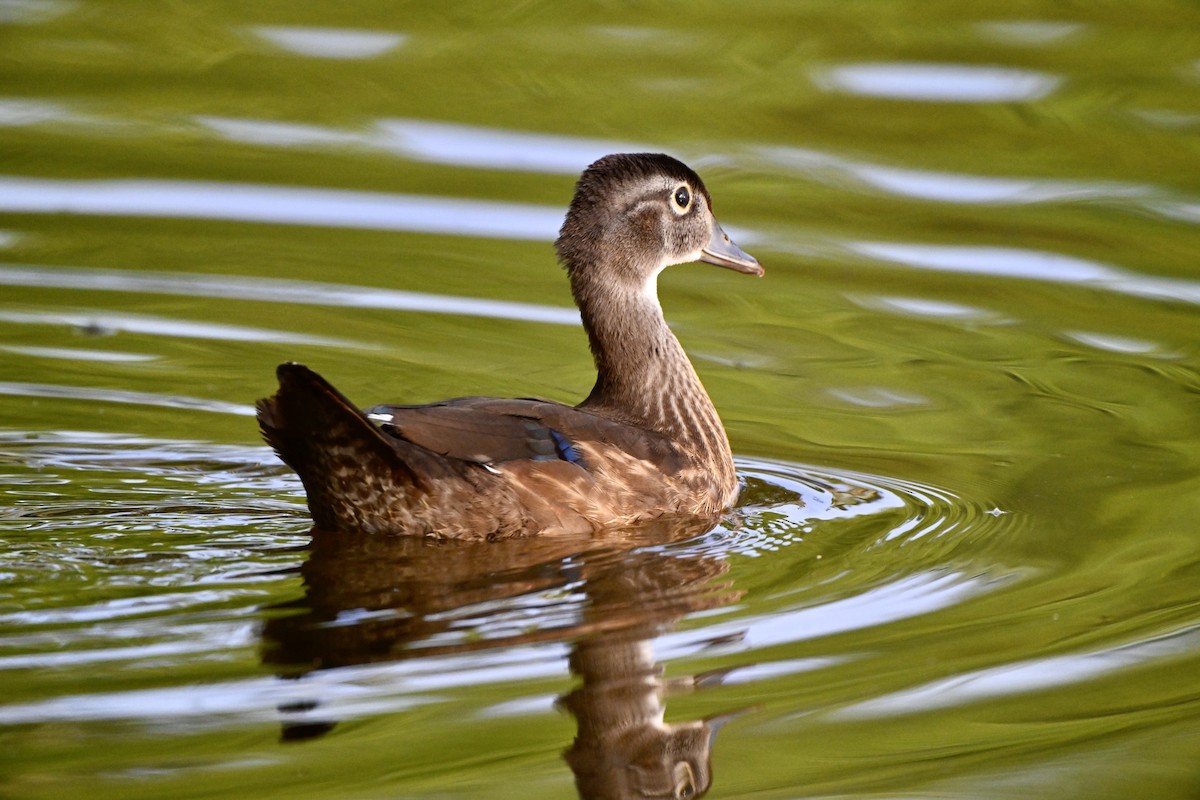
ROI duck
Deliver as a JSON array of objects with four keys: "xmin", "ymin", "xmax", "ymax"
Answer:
[{"xmin": 257, "ymin": 153, "xmax": 763, "ymax": 538}]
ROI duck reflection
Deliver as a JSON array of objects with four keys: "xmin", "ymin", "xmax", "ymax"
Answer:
[
  {"xmin": 262, "ymin": 516, "xmax": 743, "ymax": 799},
  {"xmin": 559, "ymin": 539, "xmax": 744, "ymax": 800}
]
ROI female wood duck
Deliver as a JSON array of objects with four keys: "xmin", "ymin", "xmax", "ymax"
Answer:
[{"xmin": 258, "ymin": 153, "xmax": 763, "ymax": 538}]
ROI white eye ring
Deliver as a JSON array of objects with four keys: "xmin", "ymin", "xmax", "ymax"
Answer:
[{"xmin": 670, "ymin": 184, "xmax": 692, "ymax": 215}]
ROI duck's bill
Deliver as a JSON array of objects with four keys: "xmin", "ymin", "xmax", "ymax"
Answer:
[{"xmin": 700, "ymin": 221, "xmax": 764, "ymax": 276}]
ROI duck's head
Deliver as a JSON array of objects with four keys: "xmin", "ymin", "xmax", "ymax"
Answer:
[{"xmin": 556, "ymin": 153, "xmax": 762, "ymax": 299}]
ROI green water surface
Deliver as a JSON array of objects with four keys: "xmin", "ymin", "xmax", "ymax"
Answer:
[{"xmin": 2, "ymin": 2, "xmax": 1200, "ymax": 798}]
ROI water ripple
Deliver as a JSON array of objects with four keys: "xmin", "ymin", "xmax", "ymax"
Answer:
[
  {"xmin": 0, "ymin": 0, "xmax": 72, "ymax": 25},
  {"xmin": 0, "ymin": 430, "xmax": 292, "ymax": 488},
  {"xmin": 815, "ymin": 62, "xmax": 1061, "ymax": 102},
  {"xmin": 198, "ymin": 115, "xmax": 644, "ymax": 175},
  {"xmin": 731, "ymin": 457, "xmax": 1005, "ymax": 553},
  {"xmin": 0, "ymin": 344, "xmax": 158, "ymax": 362},
  {"xmin": 0, "ymin": 382, "xmax": 255, "ymax": 415},
  {"xmin": 849, "ymin": 241, "xmax": 1200, "ymax": 306},
  {"xmin": 974, "ymin": 20, "xmax": 1086, "ymax": 46},
  {"xmin": 834, "ymin": 625, "xmax": 1200, "ymax": 719},
  {"xmin": 0, "ymin": 437, "xmax": 1023, "ymax": 731},
  {"xmin": 640, "ymin": 458, "xmax": 1018, "ymax": 660},
  {"xmin": 0, "ymin": 306, "xmax": 360, "ymax": 345},
  {"xmin": 0, "ymin": 175, "xmax": 563, "ymax": 240},
  {"xmin": 756, "ymin": 145, "xmax": 1161, "ymax": 208},
  {"xmin": 0, "ymin": 263, "xmax": 580, "ymax": 326},
  {"xmin": 249, "ymin": 26, "xmax": 407, "ymax": 60}
]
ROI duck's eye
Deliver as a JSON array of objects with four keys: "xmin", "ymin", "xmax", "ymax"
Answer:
[{"xmin": 671, "ymin": 185, "xmax": 692, "ymax": 213}]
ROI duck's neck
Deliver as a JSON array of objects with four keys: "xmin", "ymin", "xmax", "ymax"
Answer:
[{"xmin": 574, "ymin": 274, "xmax": 734, "ymax": 475}]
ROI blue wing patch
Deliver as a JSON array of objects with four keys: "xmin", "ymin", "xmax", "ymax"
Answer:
[{"xmin": 549, "ymin": 429, "xmax": 587, "ymax": 468}]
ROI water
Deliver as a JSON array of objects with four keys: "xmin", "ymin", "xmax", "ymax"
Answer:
[{"xmin": 2, "ymin": 2, "xmax": 1200, "ymax": 797}]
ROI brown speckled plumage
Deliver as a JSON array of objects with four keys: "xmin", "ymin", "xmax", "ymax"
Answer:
[{"xmin": 257, "ymin": 153, "xmax": 762, "ymax": 538}]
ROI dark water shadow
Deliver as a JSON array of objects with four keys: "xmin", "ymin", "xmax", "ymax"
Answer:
[{"xmin": 261, "ymin": 516, "xmax": 745, "ymax": 799}]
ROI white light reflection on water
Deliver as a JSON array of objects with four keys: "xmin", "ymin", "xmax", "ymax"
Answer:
[
  {"xmin": 0, "ymin": 103, "xmax": 643, "ymax": 175},
  {"xmin": 0, "ymin": 264, "xmax": 581, "ymax": 326},
  {"xmin": 0, "ymin": 98, "xmax": 89, "ymax": 127},
  {"xmin": 758, "ymin": 146, "xmax": 1153, "ymax": 206},
  {"xmin": 1064, "ymin": 331, "xmax": 1164, "ymax": 355},
  {"xmin": 1132, "ymin": 108, "xmax": 1200, "ymax": 130},
  {"xmin": 762, "ymin": 146, "xmax": 1200, "ymax": 225},
  {"xmin": 0, "ymin": 637, "xmax": 568, "ymax": 726},
  {"xmin": 0, "ymin": 0, "xmax": 72, "ymax": 25},
  {"xmin": 0, "ymin": 430, "xmax": 296, "ymax": 489},
  {"xmin": 0, "ymin": 307, "xmax": 359, "ymax": 345},
  {"xmin": 974, "ymin": 20, "xmax": 1086, "ymax": 46},
  {"xmin": 199, "ymin": 116, "xmax": 645, "ymax": 175},
  {"xmin": 0, "ymin": 669, "xmax": 437, "ymax": 726},
  {"xmin": 815, "ymin": 62, "xmax": 1061, "ymax": 102},
  {"xmin": 850, "ymin": 242, "xmax": 1200, "ymax": 306},
  {"xmin": 0, "ymin": 568, "xmax": 984, "ymax": 726},
  {"xmin": 1153, "ymin": 200, "xmax": 1200, "ymax": 224},
  {"xmin": 826, "ymin": 387, "xmax": 928, "ymax": 409},
  {"xmin": 0, "ymin": 382, "xmax": 255, "ymax": 416},
  {"xmin": 249, "ymin": 26, "xmax": 407, "ymax": 59},
  {"xmin": 0, "ymin": 596, "xmax": 250, "ymax": 634},
  {"xmin": 658, "ymin": 571, "xmax": 994, "ymax": 662},
  {"xmin": 1064, "ymin": 330, "xmax": 1167, "ymax": 356},
  {"xmin": 834, "ymin": 626, "xmax": 1200, "ymax": 719},
  {"xmin": 0, "ymin": 176, "xmax": 563, "ymax": 240},
  {"xmin": 0, "ymin": 345, "xmax": 158, "ymax": 362},
  {"xmin": 851, "ymin": 295, "xmax": 1000, "ymax": 320}
]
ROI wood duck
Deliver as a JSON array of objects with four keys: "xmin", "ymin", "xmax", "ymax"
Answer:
[{"xmin": 257, "ymin": 153, "xmax": 762, "ymax": 538}]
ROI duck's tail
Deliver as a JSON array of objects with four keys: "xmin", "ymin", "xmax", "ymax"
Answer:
[{"xmin": 257, "ymin": 363, "xmax": 422, "ymax": 532}]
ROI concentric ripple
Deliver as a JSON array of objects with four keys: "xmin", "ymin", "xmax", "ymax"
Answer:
[
  {"xmin": 718, "ymin": 456, "xmax": 1013, "ymax": 557},
  {"xmin": 641, "ymin": 457, "xmax": 1025, "ymax": 671}
]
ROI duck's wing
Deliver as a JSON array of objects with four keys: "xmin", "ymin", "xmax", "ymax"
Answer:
[{"xmin": 364, "ymin": 396, "xmax": 687, "ymax": 475}]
